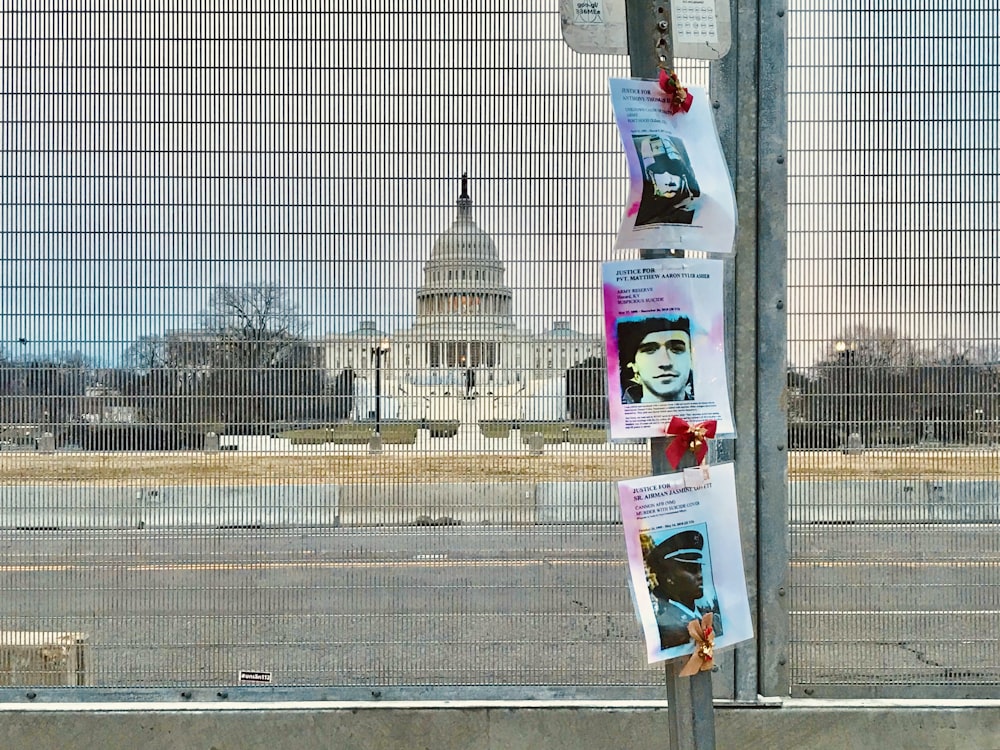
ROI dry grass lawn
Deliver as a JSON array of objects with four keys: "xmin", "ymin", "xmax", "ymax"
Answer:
[
  {"xmin": 0, "ymin": 451, "xmax": 650, "ymax": 486},
  {"xmin": 1, "ymin": 448, "xmax": 998, "ymax": 486},
  {"xmin": 786, "ymin": 450, "xmax": 1000, "ymax": 479}
]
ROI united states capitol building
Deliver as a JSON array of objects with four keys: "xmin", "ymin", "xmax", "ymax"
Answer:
[{"xmin": 320, "ymin": 176, "xmax": 602, "ymax": 423}]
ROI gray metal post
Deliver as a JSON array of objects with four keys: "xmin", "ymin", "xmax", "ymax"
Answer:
[
  {"xmin": 38, "ymin": 431, "xmax": 55, "ymax": 454},
  {"xmin": 374, "ymin": 348, "xmax": 383, "ymax": 435},
  {"xmin": 625, "ymin": 2, "xmax": 716, "ymax": 748},
  {"xmin": 203, "ymin": 431, "xmax": 220, "ymax": 453},
  {"xmin": 751, "ymin": 0, "xmax": 790, "ymax": 699}
]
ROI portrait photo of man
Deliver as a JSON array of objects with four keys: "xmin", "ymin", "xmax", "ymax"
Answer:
[
  {"xmin": 617, "ymin": 315, "xmax": 695, "ymax": 404},
  {"xmin": 643, "ymin": 526, "xmax": 723, "ymax": 650},
  {"xmin": 632, "ymin": 134, "xmax": 701, "ymax": 226}
]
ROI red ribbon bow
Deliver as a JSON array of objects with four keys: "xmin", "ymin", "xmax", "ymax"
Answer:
[
  {"xmin": 679, "ymin": 612, "xmax": 715, "ymax": 676},
  {"xmin": 658, "ymin": 69, "xmax": 694, "ymax": 115},
  {"xmin": 664, "ymin": 416, "xmax": 717, "ymax": 469}
]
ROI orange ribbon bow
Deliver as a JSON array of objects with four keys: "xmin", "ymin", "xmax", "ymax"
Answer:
[
  {"xmin": 679, "ymin": 612, "xmax": 715, "ymax": 677},
  {"xmin": 664, "ymin": 416, "xmax": 717, "ymax": 469}
]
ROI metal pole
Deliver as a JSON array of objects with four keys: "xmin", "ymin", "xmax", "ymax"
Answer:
[
  {"xmin": 625, "ymin": 2, "xmax": 716, "ymax": 749},
  {"xmin": 374, "ymin": 348, "xmax": 382, "ymax": 435}
]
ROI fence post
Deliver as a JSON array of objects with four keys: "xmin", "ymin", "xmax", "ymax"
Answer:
[
  {"xmin": 203, "ymin": 432, "xmax": 220, "ymax": 452},
  {"xmin": 626, "ymin": 2, "xmax": 716, "ymax": 748},
  {"xmin": 38, "ymin": 432, "xmax": 55, "ymax": 454}
]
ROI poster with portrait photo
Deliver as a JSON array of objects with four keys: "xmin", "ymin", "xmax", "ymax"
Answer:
[
  {"xmin": 609, "ymin": 78, "xmax": 736, "ymax": 254},
  {"xmin": 619, "ymin": 463, "xmax": 753, "ymax": 664},
  {"xmin": 603, "ymin": 257, "xmax": 734, "ymax": 439}
]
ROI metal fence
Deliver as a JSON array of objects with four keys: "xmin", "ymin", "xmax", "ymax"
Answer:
[
  {"xmin": 0, "ymin": 0, "xmax": 996, "ymax": 702},
  {"xmin": 0, "ymin": 4, "xmax": 690, "ymax": 700},
  {"xmin": 786, "ymin": 2, "xmax": 1000, "ymax": 697}
]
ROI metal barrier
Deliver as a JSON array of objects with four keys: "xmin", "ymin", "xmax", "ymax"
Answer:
[
  {"xmin": 0, "ymin": 1, "xmax": 996, "ymax": 704},
  {"xmin": 785, "ymin": 3, "xmax": 1000, "ymax": 697}
]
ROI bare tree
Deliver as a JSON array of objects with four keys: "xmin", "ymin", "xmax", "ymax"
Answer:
[
  {"xmin": 0, "ymin": 352, "xmax": 92, "ymax": 431},
  {"xmin": 200, "ymin": 283, "xmax": 306, "ymax": 369},
  {"xmin": 794, "ymin": 327, "xmax": 1000, "ymax": 448},
  {"xmin": 821, "ymin": 325, "xmax": 926, "ymax": 372},
  {"xmin": 122, "ymin": 335, "xmax": 168, "ymax": 374},
  {"xmin": 119, "ymin": 284, "xmax": 331, "ymax": 435}
]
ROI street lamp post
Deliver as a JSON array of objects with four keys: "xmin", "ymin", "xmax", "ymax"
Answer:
[{"xmin": 371, "ymin": 338, "xmax": 390, "ymax": 435}]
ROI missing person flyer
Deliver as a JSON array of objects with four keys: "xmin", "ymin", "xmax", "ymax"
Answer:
[
  {"xmin": 619, "ymin": 463, "xmax": 753, "ymax": 663},
  {"xmin": 609, "ymin": 78, "xmax": 736, "ymax": 254},
  {"xmin": 603, "ymin": 257, "xmax": 734, "ymax": 440}
]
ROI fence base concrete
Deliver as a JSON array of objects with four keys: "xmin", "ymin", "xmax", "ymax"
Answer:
[
  {"xmin": 337, "ymin": 483, "xmax": 537, "ymax": 525},
  {"xmin": 0, "ymin": 486, "xmax": 339, "ymax": 530},
  {"xmin": 0, "ymin": 487, "xmax": 142, "ymax": 529},
  {"xmin": 140, "ymin": 486, "xmax": 339, "ymax": 528},
  {"xmin": 5, "ymin": 479, "xmax": 999, "ymax": 529},
  {"xmin": 0, "ymin": 701, "xmax": 997, "ymax": 750},
  {"xmin": 0, "ymin": 481, "xmax": 615, "ymax": 529},
  {"xmin": 791, "ymin": 480, "xmax": 1000, "ymax": 523},
  {"xmin": 535, "ymin": 482, "xmax": 620, "ymax": 523}
]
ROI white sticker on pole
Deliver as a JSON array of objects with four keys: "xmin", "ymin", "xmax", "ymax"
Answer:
[
  {"xmin": 671, "ymin": 0, "xmax": 732, "ymax": 60},
  {"xmin": 560, "ymin": 0, "xmax": 731, "ymax": 60},
  {"xmin": 559, "ymin": 0, "xmax": 627, "ymax": 55},
  {"xmin": 573, "ymin": 0, "xmax": 606, "ymax": 23}
]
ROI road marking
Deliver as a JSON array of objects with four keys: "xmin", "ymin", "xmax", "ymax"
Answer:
[
  {"xmin": 3, "ymin": 560, "xmax": 991, "ymax": 572},
  {"xmin": 791, "ymin": 560, "xmax": 1000, "ymax": 567},
  {"xmin": 792, "ymin": 610, "xmax": 1000, "ymax": 616},
  {"xmin": 2, "ymin": 559, "xmax": 991, "ymax": 572},
  {"xmin": 0, "ymin": 559, "xmax": 622, "ymax": 573}
]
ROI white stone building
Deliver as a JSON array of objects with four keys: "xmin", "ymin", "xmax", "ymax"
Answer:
[{"xmin": 321, "ymin": 176, "xmax": 601, "ymax": 423}]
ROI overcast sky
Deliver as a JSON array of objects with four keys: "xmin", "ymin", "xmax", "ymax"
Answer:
[{"xmin": 1, "ymin": 2, "xmax": 996, "ymax": 368}]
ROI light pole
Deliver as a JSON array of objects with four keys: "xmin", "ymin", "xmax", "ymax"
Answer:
[{"xmin": 371, "ymin": 338, "xmax": 390, "ymax": 435}]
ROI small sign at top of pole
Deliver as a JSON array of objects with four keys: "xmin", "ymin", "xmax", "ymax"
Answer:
[{"xmin": 559, "ymin": 0, "xmax": 732, "ymax": 60}]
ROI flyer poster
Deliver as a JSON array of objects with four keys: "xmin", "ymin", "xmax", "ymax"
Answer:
[
  {"xmin": 603, "ymin": 257, "xmax": 734, "ymax": 439},
  {"xmin": 619, "ymin": 463, "xmax": 753, "ymax": 663},
  {"xmin": 609, "ymin": 78, "xmax": 736, "ymax": 254}
]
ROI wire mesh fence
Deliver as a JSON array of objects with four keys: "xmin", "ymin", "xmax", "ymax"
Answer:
[
  {"xmin": 0, "ymin": 3, "xmax": 676, "ymax": 696},
  {"xmin": 2, "ymin": 1, "xmax": 998, "ymax": 699},
  {"xmin": 786, "ymin": 1, "xmax": 1000, "ymax": 696}
]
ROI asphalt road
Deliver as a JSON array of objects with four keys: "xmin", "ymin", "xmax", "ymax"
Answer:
[{"xmin": 1, "ymin": 523, "xmax": 997, "ymax": 690}]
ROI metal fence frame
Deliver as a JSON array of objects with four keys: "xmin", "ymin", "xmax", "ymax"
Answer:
[{"xmin": 3, "ymin": 0, "xmax": 996, "ymax": 704}]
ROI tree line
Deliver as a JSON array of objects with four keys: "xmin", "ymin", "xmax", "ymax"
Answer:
[
  {"xmin": 1, "ymin": 285, "xmax": 354, "ymax": 447},
  {"xmin": 5, "ymin": 297, "xmax": 998, "ymax": 450},
  {"xmin": 788, "ymin": 327, "xmax": 1000, "ymax": 449}
]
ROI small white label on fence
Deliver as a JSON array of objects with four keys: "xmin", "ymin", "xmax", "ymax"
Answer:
[
  {"xmin": 239, "ymin": 670, "xmax": 272, "ymax": 684},
  {"xmin": 573, "ymin": 0, "xmax": 605, "ymax": 24}
]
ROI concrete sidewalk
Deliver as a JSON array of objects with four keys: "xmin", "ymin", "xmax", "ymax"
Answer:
[{"xmin": 0, "ymin": 699, "xmax": 998, "ymax": 749}]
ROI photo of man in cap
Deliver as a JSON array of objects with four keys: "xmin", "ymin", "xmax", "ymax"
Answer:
[
  {"xmin": 643, "ymin": 525, "xmax": 723, "ymax": 650},
  {"xmin": 617, "ymin": 315, "xmax": 695, "ymax": 404}
]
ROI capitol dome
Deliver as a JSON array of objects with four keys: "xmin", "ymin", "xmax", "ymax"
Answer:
[
  {"xmin": 427, "ymin": 185, "xmax": 500, "ymax": 263},
  {"xmin": 414, "ymin": 174, "xmax": 513, "ymax": 334},
  {"xmin": 320, "ymin": 173, "xmax": 602, "ymax": 416}
]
